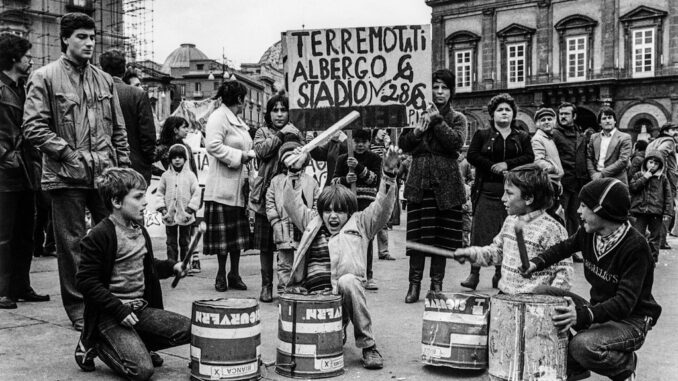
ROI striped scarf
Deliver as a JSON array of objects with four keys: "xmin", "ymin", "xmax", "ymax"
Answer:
[{"xmin": 304, "ymin": 229, "xmax": 332, "ymax": 292}]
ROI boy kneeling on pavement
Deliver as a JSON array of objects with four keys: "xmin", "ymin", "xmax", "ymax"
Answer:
[
  {"xmin": 74, "ymin": 168, "xmax": 190, "ymax": 380},
  {"xmin": 523, "ymin": 178, "xmax": 661, "ymax": 381},
  {"xmin": 281, "ymin": 144, "xmax": 401, "ymax": 369}
]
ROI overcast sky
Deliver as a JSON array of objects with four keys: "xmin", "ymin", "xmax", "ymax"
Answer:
[{"xmin": 152, "ymin": 0, "xmax": 432, "ymax": 67}]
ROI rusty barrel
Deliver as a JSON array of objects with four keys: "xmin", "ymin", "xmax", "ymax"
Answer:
[
  {"xmin": 489, "ymin": 294, "xmax": 569, "ymax": 381},
  {"xmin": 276, "ymin": 293, "xmax": 344, "ymax": 378},
  {"xmin": 190, "ymin": 298, "xmax": 261, "ymax": 381},
  {"xmin": 421, "ymin": 291, "xmax": 490, "ymax": 369}
]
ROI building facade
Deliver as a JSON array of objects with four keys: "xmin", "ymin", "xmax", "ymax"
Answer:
[
  {"xmin": 427, "ymin": 0, "xmax": 678, "ymax": 143},
  {"xmin": 0, "ymin": 0, "xmax": 125, "ymax": 69}
]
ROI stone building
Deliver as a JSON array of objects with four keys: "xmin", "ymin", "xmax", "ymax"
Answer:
[
  {"xmin": 426, "ymin": 0, "xmax": 678, "ymax": 143},
  {"xmin": 0, "ymin": 0, "xmax": 125, "ymax": 69}
]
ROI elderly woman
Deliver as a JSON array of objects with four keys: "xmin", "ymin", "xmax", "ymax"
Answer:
[
  {"xmin": 464, "ymin": 93, "xmax": 534, "ymax": 290},
  {"xmin": 249, "ymin": 93, "xmax": 304, "ymax": 302},
  {"xmin": 203, "ymin": 80, "xmax": 256, "ymax": 292},
  {"xmin": 398, "ymin": 69, "xmax": 468, "ymax": 303}
]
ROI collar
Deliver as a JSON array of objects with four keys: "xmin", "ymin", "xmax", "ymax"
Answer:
[
  {"xmin": 0, "ymin": 71, "xmax": 21, "ymax": 88},
  {"xmin": 222, "ymin": 104, "xmax": 248, "ymax": 129},
  {"xmin": 535, "ymin": 129, "xmax": 553, "ymax": 140},
  {"xmin": 517, "ymin": 209, "xmax": 544, "ymax": 223},
  {"xmin": 601, "ymin": 128, "xmax": 617, "ymax": 138},
  {"xmin": 61, "ymin": 54, "xmax": 89, "ymax": 73}
]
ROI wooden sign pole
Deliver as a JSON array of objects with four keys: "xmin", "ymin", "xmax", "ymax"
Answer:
[{"xmin": 346, "ymin": 130, "xmax": 356, "ymax": 193}]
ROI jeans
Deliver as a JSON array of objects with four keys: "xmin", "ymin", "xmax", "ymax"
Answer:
[
  {"xmin": 0, "ymin": 191, "xmax": 35, "ymax": 298},
  {"xmin": 376, "ymin": 229, "xmax": 389, "ymax": 256},
  {"xmin": 276, "ymin": 249, "xmax": 294, "ymax": 289},
  {"xmin": 532, "ymin": 285, "xmax": 649, "ymax": 380},
  {"xmin": 33, "ymin": 190, "xmax": 55, "ymax": 255},
  {"xmin": 337, "ymin": 274, "xmax": 375, "ymax": 348},
  {"xmin": 95, "ymin": 306, "xmax": 191, "ymax": 381},
  {"xmin": 50, "ymin": 188, "xmax": 108, "ymax": 324},
  {"xmin": 165, "ymin": 225, "xmax": 191, "ymax": 262},
  {"xmin": 632, "ymin": 214, "xmax": 662, "ymax": 259}
]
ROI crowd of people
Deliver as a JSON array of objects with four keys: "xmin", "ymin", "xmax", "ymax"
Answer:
[{"xmin": 0, "ymin": 11, "xmax": 664, "ymax": 381}]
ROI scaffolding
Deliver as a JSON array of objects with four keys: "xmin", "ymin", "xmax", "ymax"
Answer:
[{"xmin": 0, "ymin": 0, "xmax": 153, "ymax": 68}]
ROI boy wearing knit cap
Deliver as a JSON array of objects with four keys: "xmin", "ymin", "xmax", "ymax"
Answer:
[{"xmin": 524, "ymin": 178, "xmax": 662, "ymax": 381}]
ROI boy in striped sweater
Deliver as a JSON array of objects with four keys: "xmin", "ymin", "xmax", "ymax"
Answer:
[{"xmin": 453, "ymin": 164, "xmax": 573, "ymax": 294}]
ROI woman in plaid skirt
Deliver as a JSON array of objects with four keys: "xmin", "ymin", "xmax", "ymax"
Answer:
[
  {"xmin": 203, "ymin": 80, "xmax": 256, "ymax": 292},
  {"xmin": 249, "ymin": 93, "xmax": 304, "ymax": 302}
]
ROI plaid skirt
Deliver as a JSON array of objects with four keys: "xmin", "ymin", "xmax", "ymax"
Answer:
[
  {"xmin": 253, "ymin": 212, "xmax": 275, "ymax": 253},
  {"xmin": 203, "ymin": 201, "xmax": 250, "ymax": 255},
  {"xmin": 406, "ymin": 190, "xmax": 463, "ymax": 255}
]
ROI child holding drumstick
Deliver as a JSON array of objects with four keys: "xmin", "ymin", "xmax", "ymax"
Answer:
[
  {"xmin": 453, "ymin": 164, "xmax": 573, "ymax": 293},
  {"xmin": 281, "ymin": 144, "xmax": 401, "ymax": 370}
]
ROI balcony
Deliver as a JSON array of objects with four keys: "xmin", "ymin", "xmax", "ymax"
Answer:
[{"xmin": 456, "ymin": 66, "xmax": 678, "ymax": 95}]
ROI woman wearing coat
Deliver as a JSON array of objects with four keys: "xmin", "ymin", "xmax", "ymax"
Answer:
[
  {"xmin": 203, "ymin": 80, "xmax": 256, "ymax": 292},
  {"xmin": 398, "ymin": 69, "xmax": 467, "ymax": 303},
  {"xmin": 464, "ymin": 93, "xmax": 535, "ymax": 290}
]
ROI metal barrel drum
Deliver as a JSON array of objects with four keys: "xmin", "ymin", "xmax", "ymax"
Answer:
[
  {"xmin": 276, "ymin": 293, "xmax": 344, "ymax": 378},
  {"xmin": 190, "ymin": 298, "xmax": 261, "ymax": 381},
  {"xmin": 489, "ymin": 294, "xmax": 569, "ymax": 381},
  {"xmin": 421, "ymin": 291, "xmax": 490, "ymax": 369}
]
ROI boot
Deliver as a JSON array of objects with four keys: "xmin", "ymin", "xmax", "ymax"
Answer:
[
  {"xmin": 461, "ymin": 266, "xmax": 480, "ymax": 290},
  {"xmin": 430, "ymin": 257, "xmax": 445, "ymax": 293},
  {"xmin": 259, "ymin": 250, "xmax": 274, "ymax": 303},
  {"xmin": 259, "ymin": 285, "xmax": 273, "ymax": 303},
  {"xmin": 492, "ymin": 266, "xmax": 502, "ymax": 289},
  {"xmin": 405, "ymin": 283, "xmax": 421, "ymax": 303}
]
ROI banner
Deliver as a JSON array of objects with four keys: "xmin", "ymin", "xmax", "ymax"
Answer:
[
  {"xmin": 284, "ymin": 25, "xmax": 432, "ymax": 130},
  {"xmin": 172, "ymin": 98, "xmax": 220, "ymax": 133}
]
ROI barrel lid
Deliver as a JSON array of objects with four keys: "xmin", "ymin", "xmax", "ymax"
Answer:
[
  {"xmin": 279, "ymin": 293, "xmax": 342, "ymax": 302},
  {"xmin": 492, "ymin": 294, "xmax": 567, "ymax": 305},
  {"xmin": 193, "ymin": 298, "xmax": 258, "ymax": 308}
]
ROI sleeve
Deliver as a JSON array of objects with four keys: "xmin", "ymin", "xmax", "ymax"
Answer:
[
  {"xmin": 544, "ymin": 224, "xmax": 573, "ymax": 291},
  {"xmin": 187, "ymin": 173, "xmax": 201, "ymax": 211},
  {"xmin": 663, "ymin": 177, "xmax": 674, "ymax": 217},
  {"xmin": 397, "ymin": 128, "xmax": 423, "ymax": 153},
  {"xmin": 463, "ymin": 220, "xmax": 507, "ymax": 267},
  {"xmin": 629, "ymin": 171, "xmax": 648, "ymax": 193},
  {"xmin": 282, "ymin": 175, "xmax": 318, "ymax": 232},
  {"xmin": 137, "ymin": 92, "xmax": 157, "ymax": 164},
  {"xmin": 531, "ymin": 136, "xmax": 556, "ymax": 173},
  {"xmin": 504, "ymin": 133, "xmax": 535, "ymax": 169},
  {"xmin": 205, "ymin": 114, "xmax": 243, "ymax": 168},
  {"xmin": 156, "ymin": 174, "xmax": 167, "ymax": 210},
  {"xmin": 253, "ymin": 127, "xmax": 283, "ymax": 160},
  {"xmin": 22, "ymin": 71, "xmax": 74, "ymax": 161},
  {"xmin": 110, "ymin": 84, "xmax": 131, "ymax": 167},
  {"xmin": 466, "ymin": 130, "xmax": 495, "ymax": 173},
  {"xmin": 532, "ymin": 227, "xmax": 584, "ymax": 271},
  {"xmin": 601, "ymin": 134, "xmax": 632, "ymax": 177},
  {"xmin": 152, "ymin": 258, "xmax": 178, "ymax": 279},
  {"xmin": 586, "ymin": 137, "xmax": 599, "ymax": 177},
  {"xmin": 76, "ymin": 229, "xmax": 132, "ymax": 323},
  {"xmin": 355, "ymin": 153, "xmax": 381, "ymax": 186},
  {"xmin": 357, "ymin": 172, "xmax": 397, "ymax": 240},
  {"xmin": 309, "ymin": 141, "xmax": 329, "ymax": 161},
  {"xmin": 429, "ymin": 112, "xmax": 465, "ymax": 151},
  {"xmin": 266, "ymin": 179, "xmax": 281, "ymax": 225}
]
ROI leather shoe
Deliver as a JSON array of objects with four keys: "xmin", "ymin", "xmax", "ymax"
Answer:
[
  {"xmin": 460, "ymin": 273, "xmax": 480, "ymax": 290},
  {"xmin": 378, "ymin": 254, "xmax": 396, "ymax": 260},
  {"xmin": 0, "ymin": 296, "xmax": 17, "ymax": 309},
  {"xmin": 227, "ymin": 274, "xmax": 247, "ymax": 290},
  {"xmin": 215, "ymin": 274, "xmax": 227, "ymax": 292},
  {"xmin": 149, "ymin": 351, "xmax": 164, "ymax": 367},
  {"xmin": 14, "ymin": 289, "xmax": 50, "ymax": 302},
  {"xmin": 405, "ymin": 283, "xmax": 420, "ymax": 303}
]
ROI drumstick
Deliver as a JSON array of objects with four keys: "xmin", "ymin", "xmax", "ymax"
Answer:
[
  {"xmin": 283, "ymin": 110, "xmax": 360, "ymax": 168},
  {"xmin": 171, "ymin": 222, "xmax": 207, "ymax": 288},
  {"xmin": 406, "ymin": 241, "xmax": 457, "ymax": 259},
  {"xmin": 514, "ymin": 221, "xmax": 530, "ymax": 271}
]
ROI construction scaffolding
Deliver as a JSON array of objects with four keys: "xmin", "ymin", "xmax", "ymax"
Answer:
[{"xmin": 0, "ymin": 0, "xmax": 153, "ymax": 68}]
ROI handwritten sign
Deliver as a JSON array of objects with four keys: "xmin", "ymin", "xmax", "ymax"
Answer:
[{"xmin": 284, "ymin": 25, "xmax": 431, "ymax": 130}]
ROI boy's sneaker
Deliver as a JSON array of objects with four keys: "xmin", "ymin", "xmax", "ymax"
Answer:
[
  {"xmin": 190, "ymin": 255, "xmax": 201, "ymax": 274},
  {"xmin": 74, "ymin": 339, "xmax": 96, "ymax": 372},
  {"xmin": 149, "ymin": 351, "xmax": 164, "ymax": 367},
  {"xmin": 362, "ymin": 345, "xmax": 384, "ymax": 369},
  {"xmin": 364, "ymin": 278, "xmax": 378, "ymax": 290}
]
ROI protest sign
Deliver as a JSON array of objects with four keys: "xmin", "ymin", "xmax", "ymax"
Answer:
[{"xmin": 284, "ymin": 25, "xmax": 431, "ymax": 130}]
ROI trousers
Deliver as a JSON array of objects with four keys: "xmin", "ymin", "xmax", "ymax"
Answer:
[
  {"xmin": 0, "ymin": 190, "xmax": 35, "ymax": 297},
  {"xmin": 338, "ymin": 273, "xmax": 375, "ymax": 348}
]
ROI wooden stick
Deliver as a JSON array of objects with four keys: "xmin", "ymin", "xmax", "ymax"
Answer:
[
  {"xmin": 514, "ymin": 221, "xmax": 530, "ymax": 271},
  {"xmin": 171, "ymin": 222, "xmax": 206, "ymax": 288},
  {"xmin": 346, "ymin": 130, "xmax": 356, "ymax": 193},
  {"xmin": 405, "ymin": 241, "xmax": 457, "ymax": 259}
]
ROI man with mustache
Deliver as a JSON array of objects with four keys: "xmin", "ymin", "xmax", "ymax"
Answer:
[{"xmin": 22, "ymin": 12, "xmax": 130, "ymax": 331}]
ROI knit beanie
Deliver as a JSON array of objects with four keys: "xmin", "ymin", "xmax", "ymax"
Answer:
[
  {"xmin": 578, "ymin": 178, "xmax": 630, "ymax": 223},
  {"xmin": 168, "ymin": 143, "xmax": 188, "ymax": 160},
  {"xmin": 278, "ymin": 138, "xmax": 303, "ymax": 168},
  {"xmin": 534, "ymin": 107, "xmax": 556, "ymax": 121}
]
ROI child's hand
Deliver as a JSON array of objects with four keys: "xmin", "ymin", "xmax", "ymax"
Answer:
[
  {"xmin": 346, "ymin": 172, "xmax": 357, "ymax": 183},
  {"xmin": 520, "ymin": 262, "xmax": 537, "ymax": 278},
  {"xmin": 346, "ymin": 157, "xmax": 358, "ymax": 169},
  {"xmin": 173, "ymin": 262, "xmax": 187, "ymax": 278},
  {"xmin": 121, "ymin": 312, "xmax": 138, "ymax": 328},
  {"xmin": 453, "ymin": 248, "xmax": 475, "ymax": 264},
  {"xmin": 383, "ymin": 145, "xmax": 402, "ymax": 174}
]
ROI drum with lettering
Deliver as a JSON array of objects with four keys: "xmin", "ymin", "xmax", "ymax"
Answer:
[
  {"xmin": 276, "ymin": 293, "xmax": 344, "ymax": 378},
  {"xmin": 489, "ymin": 294, "xmax": 568, "ymax": 381},
  {"xmin": 190, "ymin": 298, "xmax": 261, "ymax": 381},
  {"xmin": 421, "ymin": 291, "xmax": 490, "ymax": 369}
]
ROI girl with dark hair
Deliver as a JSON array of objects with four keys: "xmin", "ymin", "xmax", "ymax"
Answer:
[
  {"xmin": 249, "ymin": 92, "xmax": 304, "ymax": 302},
  {"xmin": 398, "ymin": 69, "xmax": 468, "ymax": 303},
  {"xmin": 155, "ymin": 116, "xmax": 197, "ymax": 175},
  {"xmin": 203, "ymin": 79, "xmax": 255, "ymax": 292},
  {"xmin": 464, "ymin": 93, "xmax": 534, "ymax": 290}
]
